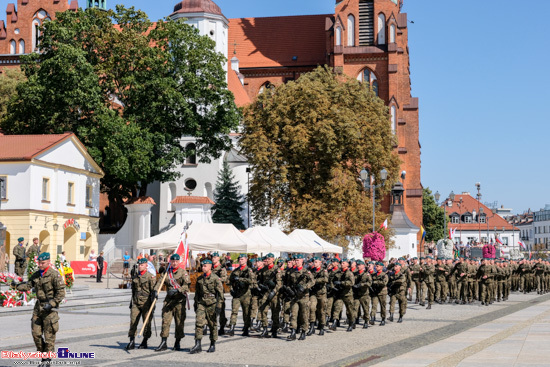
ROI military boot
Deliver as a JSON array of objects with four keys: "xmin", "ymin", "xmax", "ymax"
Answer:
[
  {"xmin": 255, "ymin": 319, "xmax": 261, "ymax": 331},
  {"xmin": 363, "ymin": 322, "xmax": 369, "ymax": 329},
  {"xmin": 380, "ymin": 319, "xmax": 386, "ymax": 326},
  {"xmin": 228, "ymin": 324, "xmax": 235, "ymax": 336},
  {"xmin": 282, "ymin": 323, "xmax": 290, "ymax": 333},
  {"xmin": 298, "ymin": 329, "xmax": 306, "ymax": 340},
  {"xmin": 369, "ymin": 316, "xmax": 375, "ymax": 325},
  {"xmin": 39, "ymin": 359, "xmax": 51, "ymax": 367},
  {"xmin": 397, "ymin": 316, "xmax": 403, "ymax": 323},
  {"xmin": 154, "ymin": 337, "xmax": 167, "ymax": 352},
  {"xmin": 249, "ymin": 318, "xmax": 256, "ymax": 331},
  {"xmin": 189, "ymin": 340, "xmax": 202, "ymax": 354},
  {"xmin": 138, "ymin": 337, "xmax": 148, "ymax": 349},
  {"xmin": 271, "ymin": 329, "xmax": 278, "ymax": 338},
  {"xmin": 287, "ymin": 329, "xmax": 297, "ymax": 340},
  {"xmin": 329, "ymin": 320, "xmax": 338, "ymax": 331},
  {"xmin": 218, "ymin": 322, "xmax": 226, "ymax": 336},
  {"xmin": 388, "ymin": 314, "xmax": 394, "ymax": 322},
  {"xmin": 173, "ymin": 338, "xmax": 181, "ymax": 351},
  {"xmin": 125, "ymin": 337, "xmax": 135, "ymax": 350},
  {"xmin": 260, "ymin": 326, "xmax": 269, "ymax": 338},
  {"xmin": 318, "ymin": 327, "xmax": 325, "ymax": 336},
  {"xmin": 306, "ymin": 322, "xmax": 315, "ymax": 336},
  {"xmin": 355, "ymin": 317, "xmax": 361, "ymax": 325},
  {"xmin": 41, "ymin": 338, "xmax": 46, "ymax": 352},
  {"xmin": 346, "ymin": 324, "xmax": 353, "ymax": 332},
  {"xmin": 207, "ymin": 341, "xmax": 215, "ymax": 353},
  {"xmin": 203, "ymin": 325, "xmax": 208, "ymax": 335},
  {"xmin": 242, "ymin": 327, "xmax": 250, "ymax": 337},
  {"xmin": 426, "ymin": 304, "xmax": 432, "ymax": 310}
]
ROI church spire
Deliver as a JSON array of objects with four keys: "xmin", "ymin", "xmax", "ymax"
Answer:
[{"xmin": 87, "ymin": 0, "xmax": 107, "ymax": 11}]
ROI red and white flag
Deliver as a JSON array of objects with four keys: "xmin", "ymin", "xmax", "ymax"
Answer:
[
  {"xmin": 495, "ymin": 237, "xmax": 503, "ymax": 245},
  {"xmin": 174, "ymin": 225, "xmax": 190, "ymax": 270},
  {"xmin": 380, "ymin": 219, "xmax": 388, "ymax": 230},
  {"xmin": 518, "ymin": 240, "xmax": 526, "ymax": 250},
  {"xmin": 449, "ymin": 227, "xmax": 456, "ymax": 239}
]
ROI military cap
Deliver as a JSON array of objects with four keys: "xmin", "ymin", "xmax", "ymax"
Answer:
[
  {"xmin": 250, "ymin": 258, "xmax": 257, "ymax": 263},
  {"xmin": 340, "ymin": 258, "xmax": 349, "ymax": 263},
  {"xmin": 420, "ymin": 257, "xmax": 425, "ymax": 260},
  {"xmin": 313, "ymin": 256, "xmax": 321, "ymax": 261},
  {"xmin": 266, "ymin": 253, "xmax": 275, "ymax": 258},
  {"xmin": 18, "ymin": 237, "xmax": 24, "ymax": 242},
  {"xmin": 375, "ymin": 261, "xmax": 384, "ymax": 267},
  {"xmin": 428, "ymin": 256, "xmax": 434, "ymax": 260},
  {"xmin": 294, "ymin": 254, "xmax": 304, "ymax": 259},
  {"xmin": 202, "ymin": 259, "xmax": 212, "ymax": 265},
  {"xmin": 331, "ymin": 258, "xmax": 339, "ymax": 262},
  {"xmin": 437, "ymin": 257, "xmax": 443, "ymax": 261},
  {"xmin": 368, "ymin": 261, "xmax": 375, "ymax": 265},
  {"xmin": 398, "ymin": 257, "xmax": 405, "ymax": 261},
  {"xmin": 394, "ymin": 262, "xmax": 402, "ymax": 267},
  {"xmin": 37, "ymin": 252, "xmax": 50, "ymax": 261},
  {"xmin": 170, "ymin": 253, "xmax": 180, "ymax": 260},
  {"xmin": 412, "ymin": 257, "xmax": 418, "ymax": 260},
  {"xmin": 211, "ymin": 252, "xmax": 220, "ymax": 257},
  {"xmin": 137, "ymin": 258, "xmax": 147, "ymax": 264},
  {"xmin": 238, "ymin": 253, "xmax": 248, "ymax": 259},
  {"xmin": 356, "ymin": 260, "xmax": 365, "ymax": 265}
]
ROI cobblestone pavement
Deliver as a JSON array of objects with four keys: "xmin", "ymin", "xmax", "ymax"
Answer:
[{"xmin": 1, "ymin": 288, "xmax": 549, "ymax": 367}]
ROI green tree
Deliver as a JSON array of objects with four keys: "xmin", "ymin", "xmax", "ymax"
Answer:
[
  {"xmin": 1, "ymin": 6, "xmax": 240, "ymax": 206},
  {"xmin": 422, "ymin": 187, "xmax": 447, "ymax": 242},
  {"xmin": 239, "ymin": 66, "xmax": 400, "ymax": 244},
  {"xmin": 0, "ymin": 69, "xmax": 25, "ymax": 124},
  {"xmin": 212, "ymin": 161, "xmax": 246, "ymax": 230}
]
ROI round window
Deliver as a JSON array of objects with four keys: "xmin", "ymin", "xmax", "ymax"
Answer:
[{"xmin": 184, "ymin": 179, "xmax": 197, "ymax": 191}]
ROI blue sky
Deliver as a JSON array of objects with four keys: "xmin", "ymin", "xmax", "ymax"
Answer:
[{"xmin": 3, "ymin": 0, "xmax": 548, "ymax": 213}]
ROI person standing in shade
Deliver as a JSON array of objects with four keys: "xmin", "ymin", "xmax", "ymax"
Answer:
[
  {"xmin": 27, "ymin": 237, "xmax": 41, "ymax": 258},
  {"xmin": 12, "ymin": 252, "xmax": 65, "ymax": 366},
  {"xmin": 96, "ymin": 251, "xmax": 104, "ymax": 283},
  {"xmin": 228, "ymin": 254, "xmax": 255, "ymax": 337},
  {"xmin": 155, "ymin": 253, "xmax": 190, "ymax": 352},
  {"xmin": 13, "ymin": 237, "xmax": 26, "ymax": 277},
  {"xmin": 190, "ymin": 259, "xmax": 224, "ymax": 354}
]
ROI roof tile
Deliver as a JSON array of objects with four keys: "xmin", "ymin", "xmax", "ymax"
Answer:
[
  {"xmin": 0, "ymin": 133, "xmax": 73, "ymax": 161},
  {"xmin": 171, "ymin": 196, "xmax": 215, "ymax": 205}
]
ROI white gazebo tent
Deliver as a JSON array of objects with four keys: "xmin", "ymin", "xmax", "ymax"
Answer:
[
  {"xmin": 243, "ymin": 226, "xmax": 313, "ymax": 254},
  {"xmin": 136, "ymin": 222, "xmax": 257, "ymax": 253},
  {"xmin": 288, "ymin": 229, "xmax": 343, "ymax": 254}
]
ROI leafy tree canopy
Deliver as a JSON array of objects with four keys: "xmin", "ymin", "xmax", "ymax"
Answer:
[
  {"xmin": 422, "ymin": 187, "xmax": 448, "ymax": 242},
  {"xmin": 0, "ymin": 69, "xmax": 26, "ymax": 123},
  {"xmin": 239, "ymin": 66, "xmax": 400, "ymax": 245},
  {"xmin": 1, "ymin": 6, "xmax": 240, "ymax": 204}
]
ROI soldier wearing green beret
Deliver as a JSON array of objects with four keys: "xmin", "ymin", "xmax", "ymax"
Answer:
[
  {"xmin": 329, "ymin": 259, "xmax": 356, "ymax": 332},
  {"xmin": 228, "ymin": 254, "xmax": 256, "ymax": 337},
  {"xmin": 256, "ymin": 253, "xmax": 283, "ymax": 338},
  {"xmin": 13, "ymin": 237, "xmax": 27, "ymax": 277},
  {"xmin": 211, "ymin": 252, "xmax": 228, "ymax": 335},
  {"xmin": 421, "ymin": 257, "xmax": 435, "ymax": 309},
  {"xmin": 434, "ymin": 257, "xmax": 449, "ymax": 304},
  {"xmin": 286, "ymin": 254, "xmax": 314, "ymax": 340},
  {"xmin": 14, "ymin": 252, "xmax": 65, "ymax": 365},
  {"xmin": 370, "ymin": 261, "xmax": 388, "ymax": 325},
  {"xmin": 307, "ymin": 257, "xmax": 328, "ymax": 336},
  {"xmin": 325, "ymin": 258, "xmax": 340, "ymax": 328},
  {"xmin": 388, "ymin": 263, "xmax": 407, "ymax": 323},
  {"xmin": 352, "ymin": 260, "xmax": 372, "ymax": 329},
  {"xmin": 409, "ymin": 257, "xmax": 423, "ymax": 305},
  {"xmin": 281, "ymin": 258, "xmax": 295, "ymax": 332},
  {"xmin": 154, "ymin": 253, "xmax": 191, "ymax": 352},
  {"xmin": 125, "ymin": 257, "xmax": 157, "ymax": 350},
  {"xmin": 27, "ymin": 237, "xmax": 41, "ymax": 260},
  {"xmin": 190, "ymin": 259, "xmax": 224, "ymax": 354},
  {"xmin": 250, "ymin": 258, "xmax": 264, "ymax": 331}
]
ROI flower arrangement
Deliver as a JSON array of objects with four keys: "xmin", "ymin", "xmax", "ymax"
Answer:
[
  {"xmin": 0, "ymin": 289, "xmax": 35, "ymax": 307},
  {"xmin": 26, "ymin": 255, "xmax": 38, "ymax": 279},
  {"xmin": 437, "ymin": 239, "xmax": 454, "ymax": 259},
  {"xmin": 482, "ymin": 243, "xmax": 496, "ymax": 259},
  {"xmin": 55, "ymin": 255, "xmax": 74, "ymax": 289},
  {"xmin": 362, "ymin": 232, "xmax": 386, "ymax": 261},
  {"xmin": 0, "ymin": 273, "xmax": 22, "ymax": 286}
]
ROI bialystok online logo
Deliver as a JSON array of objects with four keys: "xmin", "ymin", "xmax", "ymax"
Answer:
[{"xmin": 1, "ymin": 347, "xmax": 95, "ymax": 360}]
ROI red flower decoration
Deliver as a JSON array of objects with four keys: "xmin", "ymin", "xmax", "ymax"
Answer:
[{"xmin": 362, "ymin": 232, "xmax": 386, "ymax": 261}]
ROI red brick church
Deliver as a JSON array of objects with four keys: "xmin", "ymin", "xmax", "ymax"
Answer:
[{"xmin": 0, "ymin": 0, "xmax": 423, "ymax": 247}]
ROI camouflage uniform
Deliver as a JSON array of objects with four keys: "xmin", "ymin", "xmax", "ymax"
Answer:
[
  {"xmin": 17, "ymin": 266, "xmax": 65, "ymax": 352},
  {"xmin": 27, "ymin": 244, "xmax": 40, "ymax": 258},
  {"xmin": 353, "ymin": 269, "xmax": 372, "ymax": 323},
  {"xmin": 194, "ymin": 272, "xmax": 224, "ymax": 342},
  {"xmin": 308, "ymin": 266, "xmax": 328, "ymax": 330},
  {"xmin": 388, "ymin": 268, "xmax": 407, "ymax": 319},
  {"xmin": 421, "ymin": 262, "xmax": 435, "ymax": 306},
  {"xmin": 287, "ymin": 265, "xmax": 314, "ymax": 334},
  {"xmin": 477, "ymin": 262, "xmax": 494, "ymax": 305},
  {"xmin": 534, "ymin": 260, "xmax": 546, "ymax": 294},
  {"xmin": 157, "ymin": 267, "xmax": 190, "ymax": 340},
  {"xmin": 13, "ymin": 244, "xmax": 26, "ymax": 277},
  {"xmin": 331, "ymin": 267, "xmax": 356, "ymax": 326},
  {"xmin": 257, "ymin": 263, "xmax": 283, "ymax": 332},
  {"xmin": 325, "ymin": 264, "xmax": 339, "ymax": 321},
  {"xmin": 409, "ymin": 262, "xmax": 423, "ymax": 303},
  {"xmin": 229, "ymin": 265, "xmax": 255, "ymax": 329},
  {"xmin": 212, "ymin": 263, "xmax": 228, "ymax": 328},
  {"xmin": 128, "ymin": 270, "xmax": 156, "ymax": 339},
  {"xmin": 370, "ymin": 270, "xmax": 388, "ymax": 321}
]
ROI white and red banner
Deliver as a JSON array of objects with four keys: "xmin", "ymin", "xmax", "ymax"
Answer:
[
  {"xmin": 174, "ymin": 228, "xmax": 189, "ymax": 270},
  {"xmin": 518, "ymin": 240, "xmax": 526, "ymax": 250},
  {"xmin": 380, "ymin": 219, "xmax": 388, "ymax": 230},
  {"xmin": 70, "ymin": 261, "xmax": 107, "ymax": 275}
]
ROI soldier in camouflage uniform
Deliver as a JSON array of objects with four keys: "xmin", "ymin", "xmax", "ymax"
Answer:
[
  {"xmin": 281, "ymin": 258, "xmax": 295, "ymax": 333},
  {"xmin": 190, "ymin": 259, "xmax": 224, "ymax": 354},
  {"xmin": 329, "ymin": 259, "xmax": 356, "ymax": 332},
  {"xmin": 421, "ymin": 256, "xmax": 435, "ymax": 309},
  {"xmin": 211, "ymin": 252, "xmax": 228, "ymax": 335},
  {"xmin": 256, "ymin": 253, "xmax": 282, "ymax": 338},
  {"xmin": 454, "ymin": 256, "xmax": 469, "ymax": 304},
  {"xmin": 307, "ymin": 257, "xmax": 328, "ymax": 336},
  {"xmin": 388, "ymin": 262, "xmax": 407, "ymax": 323},
  {"xmin": 468, "ymin": 258, "xmax": 478, "ymax": 302},
  {"xmin": 27, "ymin": 237, "xmax": 41, "ymax": 258},
  {"xmin": 228, "ymin": 254, "xmax": 255, "ymax": 337},
  {"xmin": 250, "ymin": 258, "xmax": 263, "ymax": 331},
  {"xmin": 125, "ymin": 257, "xmax": 157, "ymax": 350},
  {"xmin": 370, "ymin": 261, "xmax": 388, "ymax": 325},
  {"xmin": 534, "ymin": 258, "xmax": 546, "ymax": 294},
  {"xmin": 353, "ymin": 260, "xmax": 372, "ymax": 328},
  {"xmin": 13, "ymin": 252, "xmax": 65, "ymax": 366},
  {"xmin": 154, "ymin": 253, "xmax": 190, "ymax": 352},
  {"xmin": 434, "ymin": 257, "xmax": 449, "ymax": 303},
  {"xmin": 409, "ymin": 257, "xmax": 423, "ymax": 304},
  {"xmin": 325, "ymin": 258, "xmax": 340, "ymax": 326},
  {"xmin": 286, "ymin": 254, "xmax": 314, "ymax": 341},
  {"xmin": 13, "ymin": 237, "xmax": 26, "ymax": 277},
  {"xmin": 477, "ymin": 258, "xmax": 494, "ymax": 306}
]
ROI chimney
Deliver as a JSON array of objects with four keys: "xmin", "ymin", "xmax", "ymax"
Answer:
[{"xmin": 231, "ymin": 56, "xmax": 240, "ymax": 73}]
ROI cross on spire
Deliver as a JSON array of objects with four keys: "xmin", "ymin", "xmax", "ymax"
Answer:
[{"xmin": 233, "ymin": 40, "xmax": 239, "ymax": 55}]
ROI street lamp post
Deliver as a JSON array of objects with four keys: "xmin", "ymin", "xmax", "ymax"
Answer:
[
  {"xmin": 476, "ymin": 182, "xmax": 482, "ymax": 243},
  {"xmin": 246, "ymin": 167, "xmax": 251, "ymax": 228},
  {"xmin": 458, "ymin": 197, "xmax": 463, "ymax": 245},
  {"xmin": 360, "ymin": 168, "xmax": 388, "ymax": 232}
]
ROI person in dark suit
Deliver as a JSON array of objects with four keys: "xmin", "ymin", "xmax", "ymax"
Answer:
[{"xmin": 97, "ymin": 251, "xmax": 104, "ymax": 282}]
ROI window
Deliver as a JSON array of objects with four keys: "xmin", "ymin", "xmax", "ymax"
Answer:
[
  {"xmin": 85, "ymin": 185, "xmax": 93, "ymax": 207},
  {"xmin": 451, "ymin": 216, "xmax": 460, "ymax": 224},
  {"xmin": 185, "ymin": 143, "xmax": 197, "ymax": 165},
  {"xmin": 335, "ymin": 26, "xmax": 342, "ymax": 46},
  {"xmin": 357, "ymin": 68, "xmax": 379, "ymax": 96},
  {"xmin": 0, "ymin": 176, "xmax": 7, "ymax": 199},
  {"xmin": 377, "ymin": 13, "xmax": 386, "ymax": 45},
  {"xmin": 390, "ymin": 105, "xmax": 397, "ymax": 133},
  {"xmin": 479, "ymin": 215, "xmax": 486, "ymax": 224},
  {"xmin": 32, "ymin": 19, "xmax": 41, "ymax": 51},
  {"xmin": 503, "ymin": 237, "xmax": 509, "ymax": 245},
  {"xmin": 18, "ymin": 39, "xmax": 25, "ymax": 54},
  {"xmin": 42, "ymin": 178, "xmax": 50, "ymax": 201},
  {"xmin": 347, "ymin": 15, "xmax": 355, "ymax": 46},
  {"xmin": 67, "ymin": 182, "xmax": 74, "ymax": 205},
  {"xmin": 184, "ymin": 178, "xmax": 197, "ymax": 192},
  {"xmin": 9, "ymin": 40, "xmax": 16, "ymax": 54},
  {"xmin": 464, "ymin": 216, "xmax": 472, "ymax": 223},
  {"xmin": 390, "ymin": 24, "xmax": 396, "ymax": 43}
]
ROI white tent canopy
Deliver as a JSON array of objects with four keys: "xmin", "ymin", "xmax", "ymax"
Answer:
[
  {"xmin": 136, "ymin": 222, "xmax": 256, "ymax": 253},
  {"xmin": 243, "ymin": 226, "xmax": 312, "ymax": 253},
  {"xmin": 289, "ymin": 229, "xmax": 343, "ymax": 254}
]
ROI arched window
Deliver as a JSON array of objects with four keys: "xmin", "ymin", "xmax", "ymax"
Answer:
[
  {"xmin": 357, "ymin": 68, "xmax": 379, "ymax": 96},
  {"xmin": 185, "ymin": 143, "xmax": 196, "ymax": 165},
  {"xmin": 377, "ymin": 13, "xmax": 386, "ymax": 45},
  {"xmin": 347, "ymin": 15, "xmax": 355, "ymax": 46},
  {"xmin": 335, "ymin": 26, "xmax": 342, "ymax": 46},
  {"xmin": 390, "ymin": 24, "xmax": 396, "ymax": 43},
  {"xmin": 32, "ymin": 19, "xmax": 41, "ymax": 51},
  {"xmin": 390, "ymin": 105, "xmax": 397, "ymax": 133},
  {"xmin": 18, "ymin": 39, "xmax": 25, "ymax": 54},
  {"xmin": 9, "ymin": 40, "xmax": 16, "ymax": 54}
]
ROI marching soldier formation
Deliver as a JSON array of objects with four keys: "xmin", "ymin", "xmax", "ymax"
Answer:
[{"xmin": 120, "ymin": 253, "xmax": 549, "ymax": 355}]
